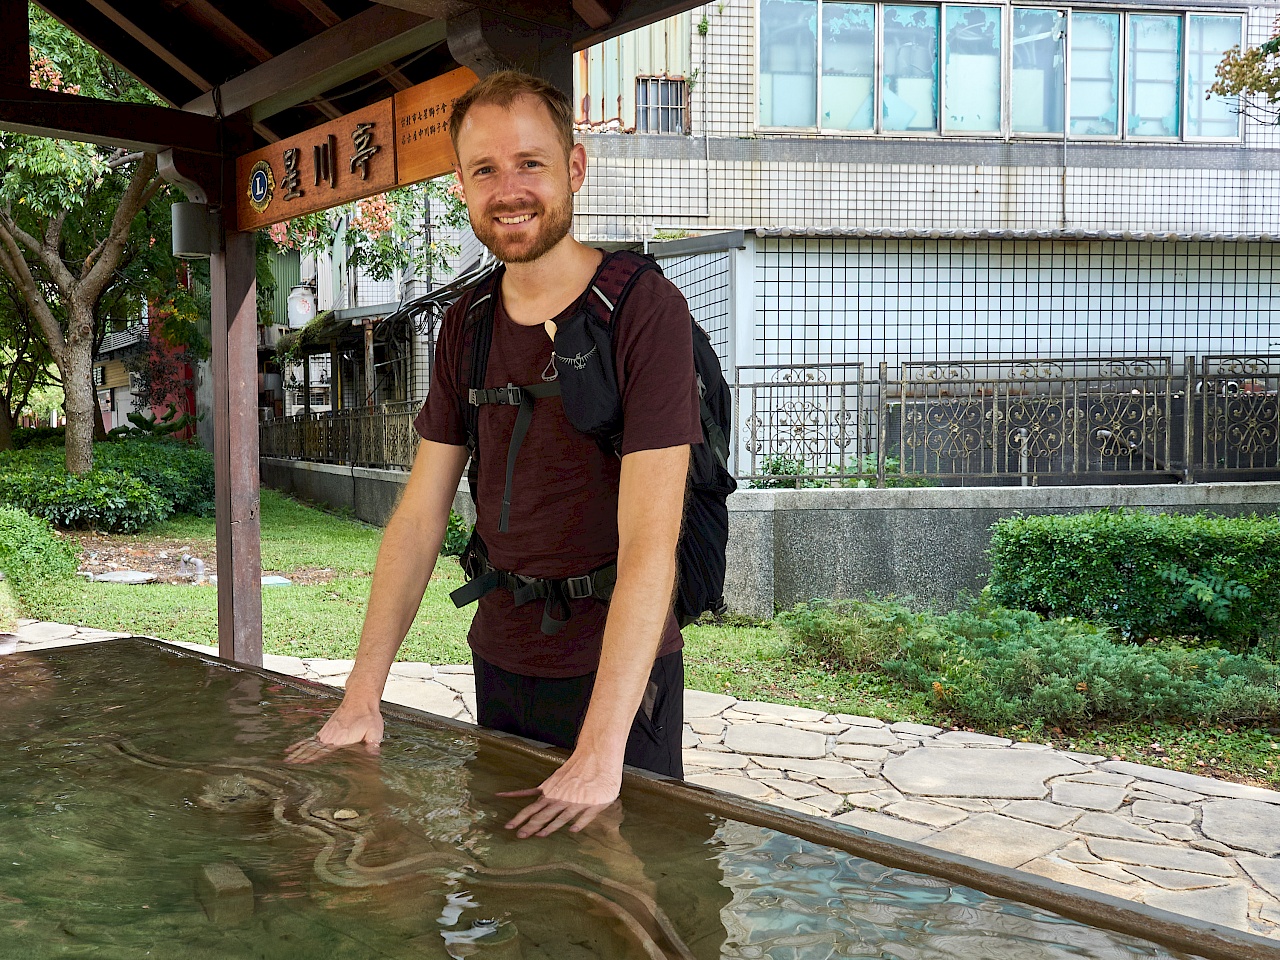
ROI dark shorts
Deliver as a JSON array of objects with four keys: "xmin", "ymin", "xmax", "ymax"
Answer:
[{"xmin": 472, "ymin": 650, "xmax": 685, "ymax": 780}]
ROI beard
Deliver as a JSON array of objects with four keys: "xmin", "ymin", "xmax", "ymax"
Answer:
[{"xmin": 470, "ymin": 189, "xmax": 575, "ymax": 264}]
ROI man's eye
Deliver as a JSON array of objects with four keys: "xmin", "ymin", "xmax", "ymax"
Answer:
[{"xmin": 524, "ymin": 161, "xmax": 541, "ymax": 169}]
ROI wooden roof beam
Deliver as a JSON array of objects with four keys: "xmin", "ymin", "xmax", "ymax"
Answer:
[
  {"xmin": 184, "ymin": 5, "xmax": 448, "ymax": 122},
  {"xmin": 0, "ymin": 84, "xmax": 221, "ymax": 155},
  {"xmin": 1, "ymin": 4, "xmax": 29, "ymax": 87},
  {"xmin": 289, "ymin": 0, "xmax": 415, "ymax": 92}
]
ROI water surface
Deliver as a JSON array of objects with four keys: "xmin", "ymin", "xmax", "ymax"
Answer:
[{"xmin": 0, "ymin": 640, "xmax": 1206, "ymax": 959}]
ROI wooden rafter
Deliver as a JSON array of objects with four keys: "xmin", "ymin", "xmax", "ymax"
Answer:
[{"xmin": 182, "ymin": 7, "xmax": 448, "ymax": 122}]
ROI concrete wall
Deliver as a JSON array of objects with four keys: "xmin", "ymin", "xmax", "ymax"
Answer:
[
  {"xmin": 727, "ymin": 482, "xmax": 1280, "ymax": 618},
  {"xmin": 260, "ymin": 458, "xmax": 1279, "ymax": 619},
  {"xmin": 260, "ymin": 457, "xmax": 473, "ymax": 527}
]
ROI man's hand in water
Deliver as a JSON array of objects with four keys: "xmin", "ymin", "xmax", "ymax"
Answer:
[
  {"xmin": 497, "ymin": 746, "xmax": 622, "ymax": 838},
  {"xmin": 285, "ymin": 701, "xmax": 383, "ymax": 764}
]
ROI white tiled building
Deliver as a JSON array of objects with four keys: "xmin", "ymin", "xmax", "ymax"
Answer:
[{"xmin": 572, "ymin": 1, "xmax": 1280, "ymax": 378}]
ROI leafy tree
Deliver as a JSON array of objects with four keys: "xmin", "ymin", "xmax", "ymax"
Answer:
[
  {"xmin": 267, "ymin": 178, "xmax": 469, "ymax": 304},
  {"xmin": 0, "ymin": 7, "xmax": 176, "ymax": 473},
  {"xmin": 0, "ymin": 273, "xmax": 59, "ymax": 449},
  {"xmin": 1211, "ymin": 14, "xmax": 1280, "ymax": 124}
]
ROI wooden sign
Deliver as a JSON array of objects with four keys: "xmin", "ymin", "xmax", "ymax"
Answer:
[
  {"xmin": 235, "ymin": 99, "xmax": 396, "ymax": 231},
  {"xmin": 394, "ymin": 67, "xmax": 477, "ymax": 186}
]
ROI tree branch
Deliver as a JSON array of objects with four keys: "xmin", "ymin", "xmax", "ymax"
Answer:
[
  {"xmin": 82, "ymin": 153, "xmax": 159, "ymax": 295},
  {"xmin": 0, "ymin": 219, "xmax": 68, "ymax": 363},
  {"xmin": 0, "ymin": 208, "xmax": 77, "ymax": 292}
]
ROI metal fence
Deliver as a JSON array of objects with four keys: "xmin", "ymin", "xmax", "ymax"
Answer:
[{"xmin": 260, "ymin": 356, "xmax": 1280, "ymax": 485}]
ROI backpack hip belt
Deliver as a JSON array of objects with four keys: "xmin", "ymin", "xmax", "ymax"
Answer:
[{"xmin": 448, "ymin": 546, "xmax": 617, "ymax": 636}]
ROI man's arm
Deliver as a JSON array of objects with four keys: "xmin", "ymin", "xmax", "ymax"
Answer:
[
  {"xmin": 500, "ymin": 443, "xmax": 689, "ymax": 836},
  {"xmin": 285, "ymin": 439, "xmax": 469, "ymax": 763}
]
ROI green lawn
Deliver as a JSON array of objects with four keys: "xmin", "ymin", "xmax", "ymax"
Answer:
[{"xmin": 13, "ymin": 489, "xmax": 1279, "ymax": 788}]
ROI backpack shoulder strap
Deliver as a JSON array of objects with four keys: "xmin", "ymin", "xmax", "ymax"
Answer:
[
  {"xmin": 453, "ymin": 266, "xmax": 503, "ymax": 508},
  {"xmin": 582, "ymin": 250, "xmax": 661, "ymax": 326}
]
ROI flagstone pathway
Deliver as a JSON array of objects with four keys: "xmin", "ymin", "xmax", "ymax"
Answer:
[{"xmin": 7, "ymin": 619, "xmax": 1280, "ymax": 942}]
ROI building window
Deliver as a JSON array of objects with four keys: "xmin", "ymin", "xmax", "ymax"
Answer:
[
  {"xmin": 92, "ymin": 365, "xmax": 106, "ymax": 387},
  {"xmin": 944, "ymin": 5, "xmax": 1002, "ymax": 132},
  {"xmin": 1012, "ymin": 8, "xmax": 1065, "ymax": 135},
  {"xmin": 636, "ymin": 77, "xmax": 688, "ymax": 133},
  {"xmin": 882, "ymin": 5, "xmax": 939, "ymax": 131},
  {"xmin": 1187, "ymin": 14, "xmax": 1243, "ymax": 138},
  {"xmin": 822, "ymin": 3, "xmax": 876, "ymax": 131},
  {"xmin": 760, "ymin": 0, "xmax": 818, "ymax": 127},
  {"xmin": 1069, "ymin": 11, "xmax": 1121, "ymax": 136},
  {"xmin": 1127, "ymin": 14, "xmax": 1182, "ymax": 137},
  {"xmin": 756, "ymin": 2, "xmax": 1242, "ymax": 142}
]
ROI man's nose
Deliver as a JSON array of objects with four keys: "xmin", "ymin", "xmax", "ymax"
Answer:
[{"xmin": 493, "ymin": 168, "xmax": 529, "ymax": 202}]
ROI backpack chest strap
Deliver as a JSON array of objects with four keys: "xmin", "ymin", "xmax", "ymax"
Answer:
[
  {"xmin": 468, "ymin": 380, "xmax": 562, "ymax": 532},
  {"xmin": 449, "ymin": 559, "xmax": 617, "ymax": 635}
]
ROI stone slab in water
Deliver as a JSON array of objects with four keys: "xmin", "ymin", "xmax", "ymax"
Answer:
[{"xmin": 195, "ymin": 862, "xmax": 254, "ymax": 923}]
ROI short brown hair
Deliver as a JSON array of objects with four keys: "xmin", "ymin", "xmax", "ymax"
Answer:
[{"xmin": 449, "ymin": 70, "xmax": 575, "ymax": 161}]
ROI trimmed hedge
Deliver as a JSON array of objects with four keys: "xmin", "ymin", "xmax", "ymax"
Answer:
[
  {"xmin": 780, "ymin": 597, "xmax": 1280, "ymax": 727},
  {"xmin": 10, "ymin": 425, "xmax": 65, "ymax": 450},
  {"xmin": 0, "ymin": 437, "xmax": 214, "ymax": 533},
  {"xmin": 0, "ymin": 506, "xmax": 79, "ymax": 587},
  {"xmin": 987, "ymin": 509, "xmax": 1280, "ymax": 649}
]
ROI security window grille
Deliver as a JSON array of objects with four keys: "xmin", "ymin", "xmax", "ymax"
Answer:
[
  {"xmin": 636, "ymin": 77, "xmax": 687, "ymax": 133},
  {"xmin": 92, "ymin": 366, "xmax": 105, "ymax": 387},
  {"xmin": 757, "ymin": 2, "xmax": 1243, "ymax": 142}
]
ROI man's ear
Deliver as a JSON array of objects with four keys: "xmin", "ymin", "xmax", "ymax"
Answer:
[
  {"xmin": 569, "ymin": 143, "xmax": 588, "ymax": 194},
  {"xmin": 452, "ymin": 166, "xmax": 467, "ymax": 203}
]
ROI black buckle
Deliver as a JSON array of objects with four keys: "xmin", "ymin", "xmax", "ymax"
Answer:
[
  {"xmin": 504, "ymin": 384, "xmax": 523, "ymax": 405},
  {"xmin": 565, "ymin": 575, "xmax": 594, "ymax": 600}
]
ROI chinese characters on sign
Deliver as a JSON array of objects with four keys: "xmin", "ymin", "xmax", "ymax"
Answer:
[
  {"xmin": 235, "ymin": 68, "xmax": 477, "ymax": 231},
  {"xmin": 235, "ymin": 100, "xmax": 395, "ymax": 231},
  {"xmin": 393, "ymin": 67, "xmax": 477, "ymax": 188}
]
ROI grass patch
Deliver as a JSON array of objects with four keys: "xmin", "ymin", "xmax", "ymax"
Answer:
[{"xmin": 0, "ymin": 579, "xmax": 18, "ymax": 634}]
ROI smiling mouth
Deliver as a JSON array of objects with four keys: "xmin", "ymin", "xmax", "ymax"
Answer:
[{"xmin": 496, "ymin": 213, "xmax": 534, "ymax": 225}]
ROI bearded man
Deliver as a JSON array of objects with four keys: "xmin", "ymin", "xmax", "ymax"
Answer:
[{"xmin": 286, "ymin": 71, "xmax": 701, "ymax": 841}]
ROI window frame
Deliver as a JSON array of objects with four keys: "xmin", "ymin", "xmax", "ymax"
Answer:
[
  {"xmin": 635, "ymin": 75, "xmax": 690, "ymax": 134},
  {"xmin": 753, "ymin": 0, "xmax": 1247, "ymax": 143},
  {"xmin": 1181, "ymin": 10, "xmax": 1245, "ymax": 142}
]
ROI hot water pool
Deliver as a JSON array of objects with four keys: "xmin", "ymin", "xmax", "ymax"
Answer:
[{"xmin": 0, "ymin": 638, "xmax": 1270, "ymax": 959}]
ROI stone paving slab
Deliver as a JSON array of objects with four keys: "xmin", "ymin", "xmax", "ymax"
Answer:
[{"xmin": 9, "ymin": 623, "xmax": 1280, "ymax": 943}]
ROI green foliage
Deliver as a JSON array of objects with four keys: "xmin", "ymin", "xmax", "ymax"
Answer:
[
  {"xmin": 749, "ymin": 453, "xmax": 936, "ymax": 489},
  {"xmin": 10, "ymin": 425, "xmax": 65, "ymax": 450},
  {"xmin": 749, "ymin": 455, "xmax": 828, "ymax": 488},
  {"xmin": 780, "ymin": 596, "xmax": 1280, "ymax": 727},
  {"xmin": 987, "ymin": 509, "xmax": 1280, "ymax": 649},
  {"xmin": 109, "ymin": 403, "xmax": 199, "ymax": 439},
  {"xmin": 1, "ymin": 468, "xmax": 166, "ymax": 533},
  {"xmin": 0, "ymin": 437, "xmax": 214, "ymax": 530},
  {"xmin": 442, "ymin": 511, "xmax": 472, "ymax": 558},
  {"xmin": 0, "ymin": 505, "xmax": 79, "ymax": 586}
]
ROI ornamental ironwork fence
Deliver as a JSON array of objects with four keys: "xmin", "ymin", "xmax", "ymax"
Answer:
[{"xmin": 259, "ymin": 356, "xmax": 1280, "ymax": 485}]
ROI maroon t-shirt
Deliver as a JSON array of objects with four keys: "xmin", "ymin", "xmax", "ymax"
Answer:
[{"xmin": 414, "ymin": 262, "xmax": 703, "ymax": 677}]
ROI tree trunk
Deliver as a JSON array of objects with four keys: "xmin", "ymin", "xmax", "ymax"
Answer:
[
  {"xmin": 0, "ymin": 402, "xmax": 13, "ymax": 452},
  {"xmin": 62, "ymin": 330, "xmax": 95, "ymax": 474}
]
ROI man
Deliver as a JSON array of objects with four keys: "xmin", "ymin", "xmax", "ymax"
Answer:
[{"xmin": 286, "ymin": 71, "xmax": 702, "ymax": 842}]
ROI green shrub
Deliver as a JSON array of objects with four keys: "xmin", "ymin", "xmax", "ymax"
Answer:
[
  {"xmin": 781, "ymin": 596, "xmax": 1280, "ymax": 727},
  {"xmin": 0, "ymin": 506, "xmax": 79, "ymax": 587},
  {"xmin": 10, "ymin": 425, "xmax": 65, "ymax": 450},
  {"xmin": 0, "ymin": 437, "xmax": 214, "ymax": 530},
  {"xmin": 987, "ymin": 509, "xmax": 1280, "ymax": 649},
  {"xmin": 2, "ymin": 468, "xmax": 169, "ymax": 533},
  {"xmin": 442, "ymin": 510, "xmax": 472, "ymax": 557},
  {"xmin": 749, "ymin": 455, "xmax": 829, "ymax": 489}
]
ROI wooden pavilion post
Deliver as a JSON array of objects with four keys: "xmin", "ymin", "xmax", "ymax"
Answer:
[{"xmin": 209, "ymin": 229, "xmax": 264, "ymax": 665}]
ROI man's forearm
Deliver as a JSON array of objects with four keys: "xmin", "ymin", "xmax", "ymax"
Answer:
[
  {"xmin": 341, "ymin": 441, "xmax": 469, "ymax": 710},
  {"xmin": 341, "ymin": 508, "xmax": 449, "ymax": 707},
  {"xmin": 574, "ymin": 544, "xmax": 677, "ymax": 760}
]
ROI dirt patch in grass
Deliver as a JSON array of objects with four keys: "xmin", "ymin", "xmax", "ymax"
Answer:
[{"xmin": 66, "ymin": 533, "xmax": 342, "ymax": 586}]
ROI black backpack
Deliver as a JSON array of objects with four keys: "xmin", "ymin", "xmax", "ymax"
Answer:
[{"xmin": 447, "ymin": 250, "xmax": 737, "ymax": 635}]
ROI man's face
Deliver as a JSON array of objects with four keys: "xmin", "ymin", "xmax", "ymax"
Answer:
[{"xmin": 452, "ymin": 96, "xmax": 586, "ymax": 264}]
